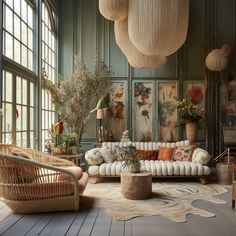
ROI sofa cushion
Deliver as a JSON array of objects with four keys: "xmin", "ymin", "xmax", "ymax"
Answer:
[
  {"xmin": 173, "ymin": 145, "xmax": 196, "ymax": 161},
  {"xmin": 158, "ymin": 147, "xmax": 175, "ymax": 161},
  {"xmin": 85, "ymin": 148, "xmax": 104, "ymax": 165},
  {"xmin": 78, "ymin": 172, "xmax": 89, "ymax": 194},
  {"xmin": 192, "ymin": 148, "xmax": 211, "ymax": 165},
  {"xmin": 135, "ymin": 150, "xmax": 158, "ymax": 160},
  {"xmin": 99, "ymin": 147, "xmax": 116, "ymax": 163}
]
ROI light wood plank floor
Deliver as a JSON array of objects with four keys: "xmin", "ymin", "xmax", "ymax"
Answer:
[{"xmin": 0, "ymin": 183, "xmax": 236, "ymax": 236}]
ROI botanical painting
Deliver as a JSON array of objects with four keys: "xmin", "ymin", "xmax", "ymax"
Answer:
[
  {"xmin": 221, "ymin": 78, "xmax": 236, "ymax": 127},
  {"xmin": 184, "ymin": 81, "xmax": 205, "ymax": 140},
  {"xmin": 133, "ymin": 81, "xmax": 153, "ymax": 142},
  {"xmin": 158, "ymin": 82, "xmax": 177, "ymax": 142},
  {"xmin": 107, "ymin": 81, "xmax": 127, "ymax": 141}
]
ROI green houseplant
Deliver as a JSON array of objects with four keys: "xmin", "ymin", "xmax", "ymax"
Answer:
[{"xmin": 122, "ymin": 146, "xmax": 142, "ymax": 173}]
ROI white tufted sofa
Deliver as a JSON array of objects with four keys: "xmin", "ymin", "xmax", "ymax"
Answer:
[{"xmin": 87, "ymin": 140, "xmax": 211, "ymax": 184}]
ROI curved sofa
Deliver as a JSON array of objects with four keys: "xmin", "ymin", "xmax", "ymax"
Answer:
[{"xmin": 86, "ymin": 140, "xmax": 211, "ymax": 184}]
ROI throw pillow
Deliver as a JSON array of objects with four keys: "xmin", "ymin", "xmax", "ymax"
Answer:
[
  {"xmin": 173, "ymin": 145, "xmax": 196, "ymax": 161},
  {"xmin": 135, "ymin": 150, "xmax": 158, "ymax": 160},
  {"xmin": 192, "ymin": 148, "xmax": 211, "ymax": 165},
  {"xmin": 85, "ymin": 148, "xmax": 104, "ymax": 165},
  {"xmin": 114, "ymin": 146, "xmax": 126, "ymax": 161},
  {"xmin": 158, "ymin": 147, "xmax": 175, "ymax": 161},
  {"xmin": 7, "ymin": 147, "xmax": 36, "ymax": 183},
  {"xmin": 10, "ymin": 147, "xmax": 31, "ymax": 159},
  {"xmin": 98, "ymin": 147, "xmax": 116, "ymax": 163}
]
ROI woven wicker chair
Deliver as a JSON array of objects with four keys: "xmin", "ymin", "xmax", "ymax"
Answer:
[
  {"xmin": 0, "ymin": 152, "xmax": 80, "ymax": 213},
  {"xmin": 0, "ymin": 144, "xmax": 75, "ymax": 168}
]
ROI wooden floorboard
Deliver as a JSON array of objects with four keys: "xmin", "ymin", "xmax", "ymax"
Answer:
[{"xmin": 0, "ymin": 185, "xmax": 235, "ymax": 236}]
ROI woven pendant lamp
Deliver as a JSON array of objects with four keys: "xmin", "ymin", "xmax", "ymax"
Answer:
[
  {"xmin": 128, "ymin": 0, "xmax": 189, "ymax": 56},
  {"xmin": 114, "ymin": 19, "xmax": 166, "ymax": 68},
  {"xmin": 205, "ymin": 49, "xmax": 228, "ymax": 72},
  {"xmin": 99, "ymin": 0, "xmax": 128, "ymax": 21}
]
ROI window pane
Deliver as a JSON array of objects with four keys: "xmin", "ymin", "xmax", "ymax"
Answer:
[
  {"xmin": 14, "ymin": 39, "xmax": 21, "ymax": 63},
  {"xmin": 5, "ymin": 72, "xmax": 13, "ymax": 102},
  {"xmin": 5, "ymin": 32, "xmax": 13, "ymax": 59},
  {"xmin": 30, "ymin": 108, "xmax": 34, "ymax": 130},
  {"xmin": 22, "ymin": 106, "xmax": 27, "ymax": 130},
  {"xmin": 14, "ymin": 14, "xmax": 21, "ymax": 39},
  {"xmin": 22, "ymin": 80, "xmax": 27, "ymax": 105},
  {"xmin": 30, "ymin": 82, "xmax": 34, "ymax": 106},
  {"xmin": 5, "ymin": 6, "xmax": 13, "ymax": 34},
  {"xmin": 14, "ymin": 0, "xmax": 20, "ymax": 16},
  {"xmin": 28, "ymin": 49, "xmax": 33, "ymax": 70},
  {"xmin": 16, "ymin": 76, "xmax": 22, "ymax": 104},
  {"xmin": 21, "ymin": 22, "xmax": 27, "ymax": 45},
  {"xmin": 21, "ymin": 44, "xmax": 27, "ymax": 67},
  {"xmin": 28, "ymin": 5, "xmax": 33, "ymax": 28},
  {"xmin": 21, "ymin": 0, "xmax": 27, "ymax": 22},
  {"xmin": 28, "ymin": 28, "xmax": 33, "ymax": 49}
]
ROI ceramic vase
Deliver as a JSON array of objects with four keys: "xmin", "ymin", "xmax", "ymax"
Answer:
[{"xmin": 185, "ymin": 122, "xmax": 198, "ymax": 143}]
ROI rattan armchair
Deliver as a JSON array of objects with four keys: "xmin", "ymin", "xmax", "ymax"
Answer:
[{"xmin": 0, "ymin": 152, "xmax": 80, "ymax": 213}]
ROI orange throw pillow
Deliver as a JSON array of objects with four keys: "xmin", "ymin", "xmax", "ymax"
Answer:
[{"xmin": 158, "ymin": 147, "xmax": 175, "ymax": 161}]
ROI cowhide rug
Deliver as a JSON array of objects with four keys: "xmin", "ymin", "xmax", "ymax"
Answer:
[{"xmin": 81, "ymin": 181, "xmax": 227, "ymax": 222}]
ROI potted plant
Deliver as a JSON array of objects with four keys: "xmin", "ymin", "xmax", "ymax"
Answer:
[
  {"xmin": 122, "ymin": 146, "xmax": 142, "ymax": 173},
  {"xmin": 42, "ymin": 56, "xmax": 112, "ymax": 146},
  {"xmin": 175, "ymin": 97, "xmax": 204, "ymax": 143}
]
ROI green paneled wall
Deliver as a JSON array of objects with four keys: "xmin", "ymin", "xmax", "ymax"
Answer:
[{"xmin": 58, "ymin": 0, "xmax": 236, "ymax": 155}]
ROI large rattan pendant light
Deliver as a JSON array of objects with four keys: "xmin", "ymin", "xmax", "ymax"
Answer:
[
  {"xmin": 115, "ymin": 19, "xmax": 166, "ymax": 68},
  {"xmin": 128, "ymin": 0, "xmax": 189, "ymax": 57},
  {"xmin": 99, "ymin": 0, "xmax": 128, "ymax": 21}
]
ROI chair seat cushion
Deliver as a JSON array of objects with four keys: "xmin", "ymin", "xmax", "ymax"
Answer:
[{"xmin": 58, "ymin": 166, "xmax": 83, "ymax": 181}]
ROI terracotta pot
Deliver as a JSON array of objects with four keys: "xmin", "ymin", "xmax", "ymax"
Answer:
[{"xmin": 185, "ymin": 122, "xmax": 198, "ymax": 143}]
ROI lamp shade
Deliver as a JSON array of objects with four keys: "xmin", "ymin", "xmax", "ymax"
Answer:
[
  {"xmin": 128, "ymin": 0, "xmax": 189, "ymax": 56},
  {"xmin": 96, "ymin": 108, "xmax": 104, "ymax": 119},
  {"xmin": 114, "ymin": 18, "xmax": 166, "ymax": 68},
  {"xmin": 205, "ymin": 49, "xmax": 228, "ymax": 72},
  {"xmin": 99, "ymin": 0, "xmax": 128, "ymax": 21}
]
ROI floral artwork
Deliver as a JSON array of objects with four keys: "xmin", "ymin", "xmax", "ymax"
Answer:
[
  {"xmin": 107, "ymin": 81, "xmax": 127, "ymax": 141},
  {"xmin": 158, "ymin": 82, "xmax": 178, "ymax": 142},
  {"xmin": 133, "ymin": 82, "xmax": 153, "ymax": 141},
  {"xmin": 185, "ymin": 82, "xmax": 204, "ymax": 105}
]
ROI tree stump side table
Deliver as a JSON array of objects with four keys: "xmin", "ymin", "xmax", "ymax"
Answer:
[{"xmin": 121, "ymin": 171, "xmax": 152, "ymax": 200}]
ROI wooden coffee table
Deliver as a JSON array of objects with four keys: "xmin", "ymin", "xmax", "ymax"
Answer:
[{"xmin": 121, "ymin": 171, "xmax": 152, "ymax": 200}]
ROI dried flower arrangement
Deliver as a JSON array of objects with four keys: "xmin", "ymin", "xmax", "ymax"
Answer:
[
  {"xmin": 42, "ymin": 56, "xmax": 112, "ymax": 145},
  {"xmin": 175, "ymin": 97, "xmax": 204, "ymax": 124}
]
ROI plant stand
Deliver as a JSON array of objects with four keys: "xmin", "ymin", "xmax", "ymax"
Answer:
[{"xmin": 121, "ymin": 171, "xmax": 152, "ymax": 200}]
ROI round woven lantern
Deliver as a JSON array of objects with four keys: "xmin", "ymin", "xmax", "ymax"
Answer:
[
  {"xmin": 114, "ymin": 19, "xmax": 166, "ymax": 68},
  {"xmin": 99, "ymin": 0, "xmax": 128, "ymax": 21},
  {"xmin": 128, "ymin": 0, "xmax": 189, "ymax": 56},
  {"xmin": 205, "ymin": 49, "xmax": 228, "ymax": 72}
]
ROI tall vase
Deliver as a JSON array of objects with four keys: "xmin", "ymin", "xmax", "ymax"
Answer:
[{"xmin": 185, "ymin": 122, "xmax": 198, "ymax": 143}]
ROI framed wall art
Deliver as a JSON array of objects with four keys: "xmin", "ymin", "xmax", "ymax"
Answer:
[
  {"xmin": 107, "ymin": 80, "xmax": 128, "ymax": 141},
  {"xmin": 157, "ymin": 81, "xmax": 178, "ymax": 142},
  {"xmin": 132, "ymin": 81, "xmax": 154, "ymax": 142}
]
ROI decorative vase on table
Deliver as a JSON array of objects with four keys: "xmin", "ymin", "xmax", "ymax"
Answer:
[{"xmin": 185, "ymin": 122, "xmax": 198, "ymax": 143}]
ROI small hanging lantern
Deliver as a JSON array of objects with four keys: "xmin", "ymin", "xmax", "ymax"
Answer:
[
  {"xmin": 128, "ymin": 0, "xmax": 189, "ymax": 57},
  {"xmin": 205, "ymin": 48, "xmax": 229, "ymax": 72},
  {"xmin": 99, "ymin": 0, "xmax": 128, "ymax": 21},
  {"xmin": 114, "ymin": 19, "xmax": 166, "ymax": 68}
]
